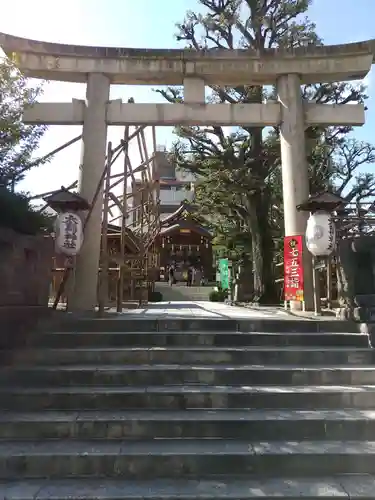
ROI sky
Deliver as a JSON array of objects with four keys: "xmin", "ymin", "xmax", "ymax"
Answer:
[{"xmin": 0, "ymin": 0, "xmax": 374, "ymax": 198}]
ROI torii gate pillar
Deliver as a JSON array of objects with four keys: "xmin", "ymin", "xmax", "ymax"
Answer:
[
  {"xmin": 277, "ymin": 73, "xmax": 313, "ymax": 311},
  {"xmin": 69, "ymin": 73, "xmax": 110, "ymax": 311}
]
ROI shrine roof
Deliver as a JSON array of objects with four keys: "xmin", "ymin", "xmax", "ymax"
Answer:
[
  {"xmin": 160, "ymin": 220, "xmax": 212, "ymax": 238},
  {"xmin": 161, "ymin": 202, "xmax": 198, "ymax": 225}
]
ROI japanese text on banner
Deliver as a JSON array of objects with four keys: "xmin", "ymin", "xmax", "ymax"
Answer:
[{"xmin": 284, "ymin": 235, "xmax": 304, "ymax": 302}]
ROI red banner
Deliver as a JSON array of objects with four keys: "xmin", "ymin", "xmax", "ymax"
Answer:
[{"xmin": 284, "ymin": 235, "xmax": 304, "ymax": 302}]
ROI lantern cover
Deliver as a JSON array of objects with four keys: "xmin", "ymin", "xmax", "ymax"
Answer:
[{"xmin": 306, "ymin": 212, "xmax": 336, "ymax": 256}]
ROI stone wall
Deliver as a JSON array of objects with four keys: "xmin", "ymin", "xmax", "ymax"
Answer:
[{"xmin": 0, "ymin": 228, "xmax": 53, "ymax": 352}]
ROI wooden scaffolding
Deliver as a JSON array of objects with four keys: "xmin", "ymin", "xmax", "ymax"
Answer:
[
  {"xmin": 99, "ymin": 124, "xmax": 160, "ymax": 312},
  {"xmin": 32, "ymin": 118, "xmax": 161, "ymax": 312}
]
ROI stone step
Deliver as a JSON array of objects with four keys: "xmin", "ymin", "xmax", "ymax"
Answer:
[
  {"xmin": 56, "ymin": 317, "xmax": 362, "ymax": 334},
  {"xmin": 0, "ymin": 439, "xmax": 375, "ymax": 478},
  {"xmin": 0, "ymin": 475, "xmax": 371, "ymax": 499},
  {"xmin": 1, "ymin": 409, "xmax": 375, "ymax": 440},
  {"xmin": 34, "ymin": 331, "xmax": 370, "ymax": 348},
  {"xmin": 155, "ymin": 286, "xmax": 213, "ymax": 302},
  {"xmin": 4, "ymin": 364, "xmax": 375, "ymax": 387},
  {"xmin": 11, "ymin": 346, "xmax": 375, "ymax": 366},
  {"xmin": 58, "ymin": 318, "xmax": 239, "ymax": 333},
  {"xmin": 1, "ymin": 385, "xmax": 374, "ymax": 410}
]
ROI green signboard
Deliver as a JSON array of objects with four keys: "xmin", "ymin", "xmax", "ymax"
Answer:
[{"xmin": 218, "ymin": 258, "xmax": 229, "ymax": 290}]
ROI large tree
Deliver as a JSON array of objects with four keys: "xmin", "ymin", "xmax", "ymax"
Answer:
[
  {"xmin": 0, "ymin": 58, "xmax": 47, "ymax": 188},
  {"xmin": 158, "ymin": 0, "xmax": 375, "ymax": 303}
]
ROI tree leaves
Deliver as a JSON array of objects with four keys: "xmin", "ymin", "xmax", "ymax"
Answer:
[
  {"xmin": 0, "ymin": 59, "xmax": 51, "ymax": 234},
  {"xmin": 0, "ymin": 59, "xmax": 48, "ymax": 187}
]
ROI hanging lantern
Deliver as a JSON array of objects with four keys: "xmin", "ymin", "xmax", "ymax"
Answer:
[
  {"xmin": 305, "ymin": 211, "xmax": 336, "ymax": 256},
  {"xmin": 55, "ymin": 212, "xmax": 84, "ymax": 256}
]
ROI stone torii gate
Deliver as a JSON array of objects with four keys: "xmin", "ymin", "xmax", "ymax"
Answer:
[{"xmin": 0, "ymin": 33, "xmax": 374, "ymax": 311}]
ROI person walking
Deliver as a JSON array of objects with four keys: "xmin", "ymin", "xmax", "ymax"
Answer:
[
  {"xmin": 168, "ymin": 265, "xmax": 175, "ymax": 286},
  {"xmin": 187, "ymin": 266, "xmax": 193, "ymax": 287}
]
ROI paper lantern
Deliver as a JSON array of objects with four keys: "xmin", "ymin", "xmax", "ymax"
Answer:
[
  {"xmin": 306, "ymin": 212, "xmax": 336, "ymax": 256},
  {"xmin": 55, "ymin": 211, "xmax": 83, "ymax": 256}
]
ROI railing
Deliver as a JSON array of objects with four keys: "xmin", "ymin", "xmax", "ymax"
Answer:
[{"xmin": 159, "ymin": 190, "xmax": 194, "ymax": 204}]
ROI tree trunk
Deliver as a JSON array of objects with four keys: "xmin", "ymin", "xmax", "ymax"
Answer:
[
  {"xmin": 248, "ymin": 192, "xmax": 279, "ymax": 304},
  {"xmin": 248, "ymin": 198, "xmax": 263, "ymax": 301},
  {"xmin": 257, "ymin": 191, "xmax": 278, "ymax": 303}
]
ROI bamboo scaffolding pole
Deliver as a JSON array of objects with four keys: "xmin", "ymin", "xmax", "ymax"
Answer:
[
  {"xmin": 98, "ymin": 142, "xmax": 113, "ymax": 315},
  {"xmin": 117, "ymin": 123, "xmax": 130, "ymax": 311}
]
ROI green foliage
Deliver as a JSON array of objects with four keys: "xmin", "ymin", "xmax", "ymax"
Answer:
[
  {"xmin": 0, "ymin": 58, "xmax": 51, "ymax": 235},
  {"xmin": 209, "ymin": 289, "xmax": 228, "ymax": 302},
  {"xmin": 0, "ymin": 58, "xmax": 48, "ymax": 187},
  {"xmin": 0, "ymin": 187, "xmax": 53, "ymax": 235}
]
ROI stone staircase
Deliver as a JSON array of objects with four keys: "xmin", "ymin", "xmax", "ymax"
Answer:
[
  {"xmin": 0, "ymin": 316, "xmax": 375, "ymax": 498},
  {"xmin": 155, "ymin": 282, "xmax": 214, "ymax": 301}
]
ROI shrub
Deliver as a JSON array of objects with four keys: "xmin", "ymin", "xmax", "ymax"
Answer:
[
  {"xmin": 209, "ymin": 290, "xmax": 221, "ymax": 302},
  {"xmin": 209, "ymin": 289, "xmax": 228, "ymax": 302},
  {"xmin": 0, "ymin": 187, "xmax": 52, "ymax": 235},
  {"xmin": 148, "ymin": 290, "xmax": 163, "ymax": 302}
]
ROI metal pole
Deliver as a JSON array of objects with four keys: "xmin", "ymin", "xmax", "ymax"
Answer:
[
  {"xmin": 312, "ymin": 256, "xmax": 322, "ymax": 315},
  {"xmin": 326, "ymin": 256, "xmax": 332, "ymax": 309}
]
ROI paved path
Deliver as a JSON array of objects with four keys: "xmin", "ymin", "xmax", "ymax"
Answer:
[{"xmin": 111, "ymin": 301, "xmax": 278, "ymax": 319}]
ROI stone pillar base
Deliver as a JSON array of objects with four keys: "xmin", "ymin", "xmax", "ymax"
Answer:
[
  {"xmin": 289, "ymin": 300, "xmax": 303, "ymax": 311},
  {"xmin": 338, "ymin": 306, "xmax": 375, "ymax": 323}
]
